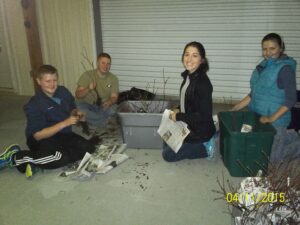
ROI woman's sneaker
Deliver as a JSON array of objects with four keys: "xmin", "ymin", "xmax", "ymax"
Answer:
[
  {"xmin": 0, "ymin": 144, "xmax": 20, "ymax": 169},
  {"xmin": 204, "ymin": 135, "xmax": 216, "ymax": 160}
]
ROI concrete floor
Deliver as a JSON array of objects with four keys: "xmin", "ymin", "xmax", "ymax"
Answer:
[{"xmin": 0, "ymin": 92, "xmax": 242, "ymax": 225}]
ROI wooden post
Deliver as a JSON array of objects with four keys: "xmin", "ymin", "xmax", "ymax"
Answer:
[{"xmin": 21, "ymin": 0, "xmax": 43, "ymax": 91}]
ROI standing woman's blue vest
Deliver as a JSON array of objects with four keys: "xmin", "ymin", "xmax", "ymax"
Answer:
[{"xmin": 248, "ymin": 56, "xmax": 297, "ymax": 128}]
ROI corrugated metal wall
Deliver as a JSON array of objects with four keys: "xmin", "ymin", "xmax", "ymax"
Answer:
[
  {"xmin": 99, "ymin": 0, "xmax": 300, "ymax": 102},
  {"xmin": 36, "ymin": 0, "xmax": 96, "ymax": 94}
]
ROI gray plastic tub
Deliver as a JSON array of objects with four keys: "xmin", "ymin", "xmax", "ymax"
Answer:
[{"xmin": 118, "ymin": 100, "xmax": 171, "ymax": 149}]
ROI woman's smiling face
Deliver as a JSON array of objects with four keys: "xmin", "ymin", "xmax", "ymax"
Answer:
[
  {"xmin": 262, "ymin": 40, "xmax": 282, "ymax": 59},
  {"xmin": 183, "ymin": 46, "xmax": 202, "ymax": 74}
]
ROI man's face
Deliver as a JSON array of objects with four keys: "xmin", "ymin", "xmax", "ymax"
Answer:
[
  {"xmin": 36, "ymin": 73, "xmax": 58, "ymax": 97},
  {"xmin": 97, "ymin": 57, "xmax": 111, "ymax": 73}
]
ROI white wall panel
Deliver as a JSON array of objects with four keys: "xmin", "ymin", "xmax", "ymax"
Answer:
[
  {"xmin": 0, "ymin": 0, "xmax": 33, "ymax": 95},
  {"xmin": 0, "ymin": 3, "xmax": 12, "ymax": 89},
  {"xmin": 99, "ymin": 0, "xmax": 300, "ymax": 102},
  {"xmin": 37, "ymin": 0, "xmax": 96, "ymax": 94}
]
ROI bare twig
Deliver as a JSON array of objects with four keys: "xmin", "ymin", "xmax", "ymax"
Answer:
[{"xmin": 213, "ymin": 158, "xmax": 300, "ymax": 224}]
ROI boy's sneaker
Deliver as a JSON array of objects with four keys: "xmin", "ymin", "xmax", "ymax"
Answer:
[
  {"xmin": 25, "ymin": 164, "xmax": 34, "ymax": 178},
  {"xmin": 26, "ymin": 164, "xmax": 42, "ymax": 178},
  {"xmin": 0, "ymin": 144, "xmax": 20, "ymax": 169},
  {"xmin": 204, "ymin": 135, "xmax": 216, "ymax": 160}
]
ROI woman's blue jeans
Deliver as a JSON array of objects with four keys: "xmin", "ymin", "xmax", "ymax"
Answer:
[{"xmin": 162, "ymin": 141, "xmax": 207, "ymax": 162}]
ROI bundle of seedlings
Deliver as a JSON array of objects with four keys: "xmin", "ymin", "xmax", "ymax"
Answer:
[{"xmin": 213, "ymin": 158, "xmax": 300, "ymax": 225}]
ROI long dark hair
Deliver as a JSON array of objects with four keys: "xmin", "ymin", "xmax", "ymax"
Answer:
[{"xmin": 182, "ymin": 41, "xmax": 209, "ymax": 73}]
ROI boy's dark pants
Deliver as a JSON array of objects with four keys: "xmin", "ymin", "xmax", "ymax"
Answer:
[{"xmin": 14, "ymin": 132, "xmax": 96, "ymax": 173}]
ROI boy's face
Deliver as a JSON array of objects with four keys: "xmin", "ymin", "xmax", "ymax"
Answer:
[{"xmin": 36, "ymin": 73, "xmax": 58, "ymax": 97}]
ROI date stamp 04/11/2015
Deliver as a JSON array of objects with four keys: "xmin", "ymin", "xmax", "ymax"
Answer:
[{"xmin": 225, "ymin": 192, "xmax": 285, "ymax": 203}]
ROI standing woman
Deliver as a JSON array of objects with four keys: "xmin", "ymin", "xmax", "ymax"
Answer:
[
  {"xmin": 232, "ymin": 33, "xmax": 297, "ymax": 128},
  {"xmin": 162, "ymin": 41, "xmax": 216, "ymax": 162}
]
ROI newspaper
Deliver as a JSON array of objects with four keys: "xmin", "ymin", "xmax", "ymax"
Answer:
[
  {"xmin": 157, "ymin": 109, "xmax": 190, "ymax": 153},
  {"xmin": 234, "ymin": 173, "xmax": 300, "ymax": 225},
  {"xmin": 59, "ymin": 144, "xmax": 129, "ymax": 179}
]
